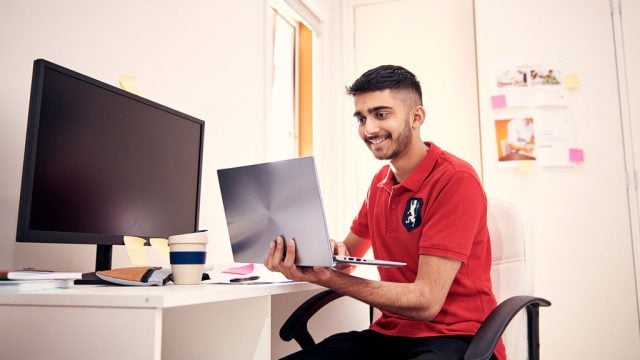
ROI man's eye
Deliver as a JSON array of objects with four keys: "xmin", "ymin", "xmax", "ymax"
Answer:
[
  {"xmin": 356, "ymin": 117, "xmax": 365, "ymax": 125},
  {"xmin": 376, "ymin": 112, "xmax": 388, "ymax": 119}
]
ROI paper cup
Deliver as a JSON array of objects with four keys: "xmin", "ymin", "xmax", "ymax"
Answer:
[{"xmin": 168, "ymin": 231, "xmax": 208, "ymax": 285}]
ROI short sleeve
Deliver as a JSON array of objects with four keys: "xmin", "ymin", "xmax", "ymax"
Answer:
[{"xmin": 350, "ymin": 189, "xmax": 371, "ymax": 239}]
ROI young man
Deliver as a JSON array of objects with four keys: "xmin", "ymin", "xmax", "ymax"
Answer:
[{"xmin": 264, "ymin": 65, "xmax": 505, "ymax": 360}]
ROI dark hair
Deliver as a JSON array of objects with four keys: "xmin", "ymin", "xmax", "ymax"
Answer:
[{"xmin": 346, "ymin": 65, "xmax": 422, "ymax": 104}]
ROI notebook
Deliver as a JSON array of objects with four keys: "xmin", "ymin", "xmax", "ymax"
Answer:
[{"xmin": 217, "ymin": 157, "xmax": 405, "ymax": 268}]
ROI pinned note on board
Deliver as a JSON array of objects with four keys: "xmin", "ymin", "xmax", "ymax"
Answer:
[
  {"xmin": 118, "ymin": 74, "xmax": 141, "ymax": 95},
  {"xmin": 491, "ymin": 95, "xmax": 507, "ymax": 109},
  {"xmin": 124, "ymin": 236, "xmax": 150, "ymax": 266},
  {"xmin": 515, "ymin": 159, "xmax": 536, "ymax": 172},
  {"xmin": 564, "ymin": 74, "xmax": 580, "ymax": 89},
  {"xmin": 569, "ymin": 148, "xmax": 585, "ymax": 164}
]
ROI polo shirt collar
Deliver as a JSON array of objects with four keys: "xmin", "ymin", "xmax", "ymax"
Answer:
[{"xmin": 377, "ymin": 142, "xmax": 441, "ymax": 192}]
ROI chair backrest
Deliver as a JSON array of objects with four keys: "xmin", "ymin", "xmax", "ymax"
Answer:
[{"xmin": 487, "ymin": 198, "xmax": 534, "ymax": 359}]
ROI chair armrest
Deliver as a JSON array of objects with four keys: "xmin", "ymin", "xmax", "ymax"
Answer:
[
  {"xmin": 464, "ymin": 295, "xmax": 551, "ymax": 360},
  {"xmin": 279, "ymin": 289, "xmax": 344, "ymax": 349}
]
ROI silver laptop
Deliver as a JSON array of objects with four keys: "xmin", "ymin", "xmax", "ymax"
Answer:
[{"xmin": 217, "ymin": 157, "xmax": 405, "ymax": 268}]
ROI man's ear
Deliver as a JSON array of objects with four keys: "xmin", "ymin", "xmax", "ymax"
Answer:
[{"xmin": 412, "ymin": 105, "xmax": 426, "ymax": 128}]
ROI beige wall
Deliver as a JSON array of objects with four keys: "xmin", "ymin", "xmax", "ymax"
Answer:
[
  {"xmin": 620, "ymin": 0, "xmax": 640, "ymax": 312},
  {"xmin": 0, "ymin": 0, "xmax": 350, "ymax": 273},
  {"xmin": 0, "ymin": 2, "xmax": 371, "ymax": 358},
  {"xmin": 0, "ymin": 0, "xmax": 269, "ymax": 270}
]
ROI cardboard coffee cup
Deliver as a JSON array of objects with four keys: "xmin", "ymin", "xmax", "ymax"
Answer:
[{"xmin": 168, "ymin": 231, "xmax": 208, "ymax": 285}]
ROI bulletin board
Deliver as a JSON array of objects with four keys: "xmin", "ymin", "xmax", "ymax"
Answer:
[{"xmin": 488, "ymin": 62, "xmax": 583, "ymax": 167}]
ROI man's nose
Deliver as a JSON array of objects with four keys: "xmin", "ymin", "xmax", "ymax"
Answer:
[{"xmin": 363, "ymin": 118, "xmax": 380, "ymax": 136}]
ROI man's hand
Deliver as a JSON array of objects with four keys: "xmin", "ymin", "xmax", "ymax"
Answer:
[
  {"xmin": 330, "ymin": 239, "xmax": 355, "ymax": 273},
  {"xmin": 263, "ymin": 235, "xmax": 333, "ymax": 283}
]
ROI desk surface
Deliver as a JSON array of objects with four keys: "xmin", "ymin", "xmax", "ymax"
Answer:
[{"xmin": 0, "ymin": 281, "xmax": 321, "ymax": 308}]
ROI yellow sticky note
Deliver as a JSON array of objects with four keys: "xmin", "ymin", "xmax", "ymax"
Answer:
[
  {"xmin": 123, "ymin": 235, "xmax": 149, "ymax": 266},
  {"xmin": 150, "ymin": 238, "xmax": 170, "ymax": 262},
  {"xmin": 118, "ymin": 74, "xmax": 141, "ymax": 95},
  {"xmin": 516, "ymin": 159, "xmax": 536, "ymax": 173},
  {"xmin": 564, "ymin": 74, "xmax": 579, "ymax": 89}
]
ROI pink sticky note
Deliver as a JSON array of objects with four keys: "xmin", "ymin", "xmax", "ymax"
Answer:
[
  {"xmin": 569, "ymin": 148, "xmax": 584, "ymax": 163},
  {"xmin": 222, "ymin": 263, "xmax": 255, "ymax": 275},
  {"xmin": 491, "ymin": 95, "xmax": 507, "ymax": 109}
]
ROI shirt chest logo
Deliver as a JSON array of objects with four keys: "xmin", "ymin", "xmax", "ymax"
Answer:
[{"xmin": 402, "ymin": 198, "xmax": 423, "ymax": 232}]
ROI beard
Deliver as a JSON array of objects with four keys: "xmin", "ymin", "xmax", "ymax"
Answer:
[{"xmin": 365, "ymin": 117, "xmax": 413, "ymax": 160}]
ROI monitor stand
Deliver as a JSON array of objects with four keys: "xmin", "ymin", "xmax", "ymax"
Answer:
[
  {"xmin": 74, "ymin": 244, "xmax": 112, "ymax": 285},
  {"xmin": 95, "ymin": 244, "xmax": 113, "ymax": 271}
]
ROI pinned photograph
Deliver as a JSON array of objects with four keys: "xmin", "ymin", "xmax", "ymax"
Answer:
[
  {"xmin": 496, "ymin": 66, "xmax": 529, "ymax": 88},
  {"xmin": 496, "ymin": 64, "xmax": 562, "ymax": 88},
  {"xmin": 529, "ymin": 68, "xmax": 561, "ymax": 86},
  {"xmin": 495, "ymin": 117, "xmax": 536, "ymax": 161}
]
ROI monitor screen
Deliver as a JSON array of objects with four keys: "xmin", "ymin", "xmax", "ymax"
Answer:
[{"xmin": 16, "ymin": 59, "xmax": 205, "ymax": 271}]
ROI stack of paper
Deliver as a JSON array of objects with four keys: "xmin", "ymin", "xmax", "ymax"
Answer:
[
  {"xmin": 0, "ymin": 279, "xmax": 75, "ymax": 293},
  {"xmin": 0, "ymin": 269, "xmax": 82, "ymax": 280},
  {"xmin": 0, "ymin": 269, "xmax": 81, "ymax": 293}
]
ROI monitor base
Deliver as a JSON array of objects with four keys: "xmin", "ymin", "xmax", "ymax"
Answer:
[{"xmin": 74, "ymin": 271, "xmax": 109, "ymax": 285}]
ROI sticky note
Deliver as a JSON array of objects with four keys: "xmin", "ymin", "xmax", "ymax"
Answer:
[
  {"xmin": 491, "ymin": 95, "xmax": 507, "ymax": 109},
  {"xmin": 222, "ymin": 263, "xmax": 255, "ymax": 275},
  {"xmin": 123, "ymin": 235, "xmax": 149, "ymax": 266},
  {"xmin": 118, "ymin": 75, "xmax": 141, "ymax": 95},
  {"xmin": 150, "ymin": 238, "xmax": 170, "ymax": 262},
  {"xmin": 517, "ymin": 159, "xmax": 536, "ymax": 168},
  {"xmin": 564, "ymin": 74, "xmax": 580, "ymax": 89},
  {"xmin": 569, "ymin": 148, "xmax": 584, "ymax": 163}
]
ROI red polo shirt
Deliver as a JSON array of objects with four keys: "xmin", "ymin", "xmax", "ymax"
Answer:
[{"xmin": 350, "ymin": 142, "xmax": 505, "ymax": 360}]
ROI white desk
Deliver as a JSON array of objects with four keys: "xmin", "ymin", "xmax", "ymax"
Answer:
[{"xmin": 0, "ymin": 282, "xmax": 322, "ymax": 360}]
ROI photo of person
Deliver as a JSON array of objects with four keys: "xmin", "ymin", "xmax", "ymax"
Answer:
[
  {"xmin": 498, "ymin": 65, "xmax": 562, "ymax": 88},
  {"xmin": 495, "ymin": 117, "xmax": 536, "ymax": 161},
  {"xmin": 530, "ymin": 68, "xmax": 561, "ymax": 86},
  {"xmin": 496, "ymin": 68, "xmax": 528, "ymax": 87}
]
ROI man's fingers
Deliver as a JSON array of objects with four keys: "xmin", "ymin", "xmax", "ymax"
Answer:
[
  {"xmin": 329, "ymin": 239, "xmax": 337, "ymax": 254},
  {"xmin": 274, "ymin": 236, "xmax": 285, "ymax": 263},
  {"xmin": 335, "ymin": 242, "xmax": 350, "ymax": 256},
  {"xmin": 283, "ymin": 238, "xmax": 297, "ymax": 267},
  {"xmin": 263, "ymin": 240, "xmax": 276, "ymax": 269},
  {"xmin": 265, "ymin": 236, "xmax": 286, "ymax": 271}
]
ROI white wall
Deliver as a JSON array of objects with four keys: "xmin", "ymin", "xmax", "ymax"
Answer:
[
  {"xmin": 349, "ymin": 0, "xmax": 482, "ymax": 173},
  {"xmin": 622, "ymin": 0, "xmax": 640, "ymax": 184},
  {"xmin": 619, "ymin": 0, "xmax": 640, "ymax": 310},
  {"xmin": 0, "ymin": 0, "xmax": 269, "ymax": 271},
  {"xmin": 343, "ymin": 0, "xmax": 640, "ymax": 358},
  {"xmin": 475, "ymin": 0, "xmax": 640, "ymax": 358}
]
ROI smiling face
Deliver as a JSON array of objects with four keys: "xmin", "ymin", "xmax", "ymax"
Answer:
[{"xmin": 353, "ymin": 89, "xmax": 423, "ymax": 161}]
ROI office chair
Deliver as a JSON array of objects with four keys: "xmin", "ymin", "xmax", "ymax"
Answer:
[{"xmin": 279, "ymin": 198, "xmax": 551, "ymax": 360}]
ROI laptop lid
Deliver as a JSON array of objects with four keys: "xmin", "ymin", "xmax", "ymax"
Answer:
[{"xmin": 217, "ymin": 157, "xmax": 334, "ymax": 267}]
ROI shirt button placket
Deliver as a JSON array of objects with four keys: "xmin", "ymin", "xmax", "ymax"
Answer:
[{"xmin": 388, "ymin": 191, "xmax": 398, "ymax": 232}]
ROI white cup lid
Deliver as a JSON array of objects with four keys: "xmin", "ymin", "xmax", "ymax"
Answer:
[{"xmin": 168, "ymin": 231, "xmax": 208, "ymax": 245}]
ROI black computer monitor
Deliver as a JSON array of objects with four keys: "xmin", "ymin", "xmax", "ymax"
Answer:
[{"xmin": 16, "ymin": 59, "xmax": 205, "ymax": 273}]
